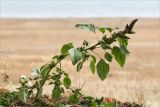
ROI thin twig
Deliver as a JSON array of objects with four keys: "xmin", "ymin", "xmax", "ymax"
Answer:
[{"xmin": 91, "ymin": 50, "xmax": 102, "ymax": 59}]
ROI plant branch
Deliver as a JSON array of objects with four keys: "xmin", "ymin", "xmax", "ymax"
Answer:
[{"xmin": 34, "ymin": 41, "xmax": 101, "ymax": 100}]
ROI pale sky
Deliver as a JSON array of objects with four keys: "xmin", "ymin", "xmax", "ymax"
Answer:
[{"xmin": 0, "ymin": 0, "xmax": 159, "ymax": 18}]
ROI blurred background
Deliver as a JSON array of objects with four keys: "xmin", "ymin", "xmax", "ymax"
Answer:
[
  {"xmin": 0, "ymin": 0, "xmax": 159, "ymax": 18},
  {"xmin": 0, "ymin": 0, "xmax": 160, "ymax": 106}
]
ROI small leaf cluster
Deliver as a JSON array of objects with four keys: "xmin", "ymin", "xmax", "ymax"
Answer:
[{"xmin": 73, "ymin": 19, "xmax": 138, "ymax": 80}]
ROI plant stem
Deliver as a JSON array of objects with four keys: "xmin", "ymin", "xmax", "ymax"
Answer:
[
  {"xmin": 85, "ymin": 42, "xmax": 100, "ymax": 50},
  {"xmin": 34, "ymin": 42, "xmax": 100, "ymax": 101},
  {"xmin": 91, "ymin": 50, "xmax": 102, "ymax": 59}
]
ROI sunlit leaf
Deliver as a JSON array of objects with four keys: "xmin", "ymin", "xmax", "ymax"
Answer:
[
  {"xmin": 68, "ymin": 48, "xmax": 82, "ymax": 65},
  {"xmin": 75, "ymin": 24, "xmax": 96, "ymax": 33},
  {"xmin": 40, "ymin": 64, "xmax": 52, "ymax": 77},
  {"xmin": 98, "ymin": 27, "xmax": 113, "ymax": 33},
  {"xmin": 112, "ymin": 46, "xmax": 126, "ymax": 67},
  {"xmin": 61, "ymin": 43, "xmax": 74, "ymax": 54}
]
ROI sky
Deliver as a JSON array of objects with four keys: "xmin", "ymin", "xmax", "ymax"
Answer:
[{"xmin": 0, "ymin": 0, "xmax": 160, "ymax": 18}]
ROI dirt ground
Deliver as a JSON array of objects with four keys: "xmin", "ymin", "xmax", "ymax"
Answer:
[{"xmin": 0, "ymin": 18, "xmax": 160, "ymax": 107}]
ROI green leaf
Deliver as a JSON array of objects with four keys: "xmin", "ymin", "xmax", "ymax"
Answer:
[
  {"xmin": 89, "ymin": 55, "xmax": 96, "ymax": 74},
  {"xmin": 52, "ymin": 74, "xmax": 61, "ymax": 81},
  {"xmin": 77, "ymin": 61, "xmax": 83, "ymax": 72},
  {"xmin": 85, "ymin": 96, "xmax": 94, "ymax": 101},
  {"xmin": 91, "ymin": 55, "xmax": 96, "ymax": 63},
  {"xmin": 96, "ymin": 59, "xmax": 109, "ymax": 81},
  {"xmin": 63, "ymin": 77, "xmax": 71, "ymax": 89},
  {"xmin": 104, "ymin": 52, "xmax": 113, "ymax": 62},
  {"xmin": 82, "ymin": 51, "xmax": 90, "ymax": 62},
  {"xmin": 68, "ymin": 94, "xmax": 80, "ymax": 104},
  {"xmin": 120, "ymin": 46, "xmax": 130, "ymax": 55},
  {"xmin": 68, "ymin": 48, "xmax": 82, "ymax": 65},
  {"xmin": 18, "ymin": 87, "xmax": 28, "ymax": 103},
  {"xmin": 52, "ymin": 55, "xmax": 59, "ymax": 59},
  {"xmin": 112, "ymin": 46, "xmax": 126, "ymax": 67},
  {"xmin": 90, "ymin": 61, "xmax": 95, "ymax": 74},
  {"xmin": 0, "ymin": 92, "xmax": 18, "ymax": 107},
  {"xmin": 117, "ymin": 38, "xmax": 129, "ymax": 55},
  {"xmin": 40, "ymin": 64, "xmax": 52, "ymax": 77},
  {"xmin": 52, "ymin": 86, "xmax": 61, "ymax": 100},
  {"xmin": 98, "ymin": 27, "xmax": 106, "ymax": 34},
  {"xmin": 118, "ymin": 38, "xmax": 128, "ymax": 47},
  {"xmin": 61, "ymin": 43, "xmax": 74, "ymax": 54},
  {"xmin": 92, "ymin": 101, "xmax": 98, "ymax": 107},
  {"xmin": 75, "ymin": 24, "xmax": 96, "ymax": 33},
  {"xmin": 98, "ymin": 27, "xmax": 113, "ymax": 33},
  {"xmin": 105, "ymin": 102, "xmax": 116, "ymax": 107},
  {"xmin": 106, "ymin": 27, "xmax": 112, "ymax": 33},
  {"xmin": 51, "ymin": 55, "xmax": 59, "ymax": 63},
  {"xmin": 40, "ymin": 64, "xmax": 45, "ymax": 71}
]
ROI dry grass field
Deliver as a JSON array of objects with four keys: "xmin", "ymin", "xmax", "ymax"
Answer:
[{"xmin": 0, "ymin": 18, "xmax": 160, "ymax": 106}]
